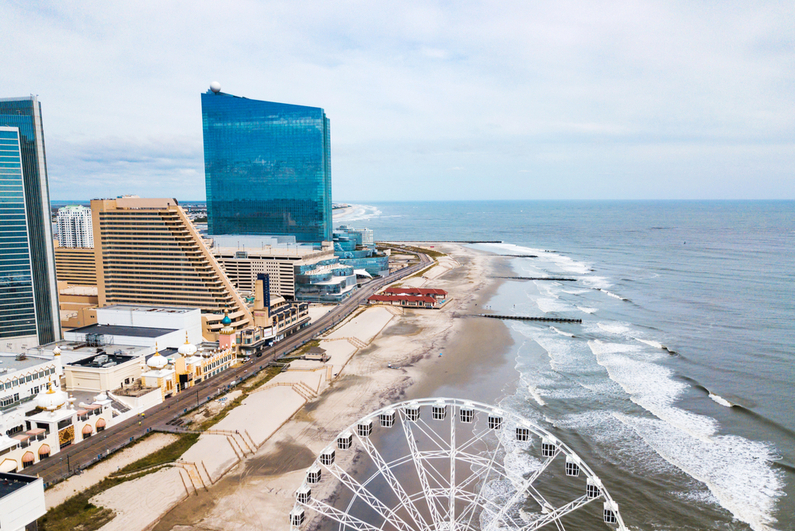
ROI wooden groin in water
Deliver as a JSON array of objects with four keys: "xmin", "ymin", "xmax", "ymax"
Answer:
[
  {"xmin": 494, "ymin": 276, "xmax": 578, "ymax": 281},
  {"xmin": 476, "ymin": 314, "xmax": 582, "ymax": 324}
]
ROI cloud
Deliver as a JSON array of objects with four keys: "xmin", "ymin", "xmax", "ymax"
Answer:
[{"xmin": 2, "ymin": 0, "xmax": 794, "ymax": 200}]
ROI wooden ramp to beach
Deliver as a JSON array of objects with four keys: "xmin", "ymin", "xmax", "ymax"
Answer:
[{"xmin": 475, "ymin": 314, "xmax": 583, "ymax": 324}]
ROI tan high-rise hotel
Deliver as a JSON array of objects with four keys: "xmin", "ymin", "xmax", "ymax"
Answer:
[{"xmin": 91, "ymin": 197, "xmax": 251, "ymax": 336}]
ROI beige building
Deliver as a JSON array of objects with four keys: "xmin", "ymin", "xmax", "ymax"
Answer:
[
  {"xmin": 58, "ymin": 282, "xmax": 99, "ymax": 330},
  {"xmin": 213, "ymin": 243, "xmax": 335, "ymax": 298},
  {"xmin": 91, "ymin": 198, "xmax": 252, "ymax": 338},
  {"xmin": 64, "ymin": 352, "xmax": 145, "ymax": 394},
  {"xmin": 54, "ymin": 242, "xmax": 97, "ymax": 286}
]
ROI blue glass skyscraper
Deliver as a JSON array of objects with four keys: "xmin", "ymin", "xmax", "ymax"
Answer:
[
  {"xmin": 201, "ymin": 87, "xmax": 332, "ymax": 243},
  {"xmin": 0, "ymin": 97, "xmax": 60, "ymax": 346}
]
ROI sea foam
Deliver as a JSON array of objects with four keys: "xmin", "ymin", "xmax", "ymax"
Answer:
[{"xmin": 615, "ymin": 413, "xmax": 783, "ymax": 531}]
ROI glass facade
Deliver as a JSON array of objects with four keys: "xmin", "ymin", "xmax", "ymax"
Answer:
[
  {"xmin": 0, "ymin": 128, "xmax": 36, "ymax": 339},
  {"xmin": 202, "ymin": 91, "xmax": 332, "ymax": 243},
  {"xmin": 0, "ymin": 97, "xmax": 60, "ymax": 345}
]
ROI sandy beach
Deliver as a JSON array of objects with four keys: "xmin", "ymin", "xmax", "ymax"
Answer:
[{"xmin": 89, "ymin": 243, "xmax": 516, "ymax": 531}]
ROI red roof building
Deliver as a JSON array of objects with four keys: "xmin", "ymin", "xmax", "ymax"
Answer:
[
  {"xmin": 383, "ymin": 287, "xmax": 447, "ymax": 300},
  {"xmin": 368, "ymin": 294, "xmax": 442, "ymax": 308}
]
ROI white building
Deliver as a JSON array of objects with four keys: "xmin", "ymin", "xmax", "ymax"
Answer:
[
  {"xmin": 96, "ymin": 306, "xmax": 202, "ymax": 344},
  {"xmin": 0, "ymin": 472, "xmax": 45, "ymax": 531},
  {"xmin": 0, "ymin": 376, "xmax": 113, "ymax": 473},
  {"xmin": 0, "ymin": 355, "xmax": 61, "ymax": 415},
  {"xmin": 56, "ymin": 205, "xmax": 93, "ymax": 248}
]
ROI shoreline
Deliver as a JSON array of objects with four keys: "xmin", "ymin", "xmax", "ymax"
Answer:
[{"xmin": 145, "ymin": 242, "xmax": 517, "ymax": 531}]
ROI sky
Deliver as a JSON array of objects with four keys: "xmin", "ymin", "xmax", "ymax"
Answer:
[{"xmin": 3, "ymin": 1, "xmax": 794, "ymax": 201}]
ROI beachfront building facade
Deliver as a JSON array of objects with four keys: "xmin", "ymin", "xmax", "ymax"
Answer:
[
  {"xmin": 56, "ymin": 205, "xmax": 93, "ymax": 248},
  {"xmin": 333, "ymin": 225, "xmax": 389, "ymax": 278},
  {"xmin": 0, "ymin": 380, "xmax": 113, "ymax": 472},
  {"xmin": 91, "ymin": 197, "xmax": 252, "ymax": 338},
  {"xmin": 213, "ymin": 239, "xmax": 357, "ymax": 301},
  {"xmin": 0, "ymin": 97, "xmax": 61, "ymax": 349},
  {"xmin": 234, "ymin": 275, "xmax": 311, "ymax": 356},
  {"xmin": 368, "ymin": 288, "xmax": 449, "ymax": 309},
  {"xmin": 201, "ymin": 87, "xmax": 332, "ymax": 243}
]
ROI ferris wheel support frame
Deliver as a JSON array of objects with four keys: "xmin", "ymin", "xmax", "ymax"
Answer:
[{"xmin": 290, "ymin": 397, "xmax": 629, "ymax": 531}]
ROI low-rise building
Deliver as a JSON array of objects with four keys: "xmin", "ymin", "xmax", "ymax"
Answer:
[
  {"xmin": 383, "ymin": 287, "xmax": 448, "ymax": 303},
  {"xmin": 0, "ymin": 472, "xmax": 45, "ymax": 531},
  {"xmin": 212, "ymin": 237, "xmax": 358, "ymax": 302},
  {"xmin": 0, "ymin": 355, "xmax": 61, "ymax": 417},
  {"xmin": 234, "ymin": 275, "xmax": 310, "ymax": 357},
  {"xmin": 0, "ymin": 380, "xmax": 113, "ymax": 472},
  {"xmin": 58, "ymin": 282, "xmax": 99, "ymax": 330},
  {"xmin": 368, "ymin": 288, "xmax": 448, "ymax": 309},
  {"xmin": 64, "ymin": 352, "xmax": 144, "ymax": 393}
]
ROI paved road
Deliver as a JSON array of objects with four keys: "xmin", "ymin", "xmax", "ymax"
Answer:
[{"xmin": 26, "ymin": 251, "xmax": 431, "ymax": 483}]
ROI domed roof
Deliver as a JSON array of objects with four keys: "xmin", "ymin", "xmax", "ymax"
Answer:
[
  {"xmin": 36, "ymin": 382, "xmax": 67, "ymax": 410},
  {"xmin": 53, "ymin": 345, "xmax": 61, "ymax": 356},
  {"xmin": 178, "ymin": 332, "xmax": 197, "ymax": 356},
  {"xmin": 221, "ymin": 309, "xmax": 232, "ymax": 326},
  {"xmin": 147, "ymin": 350, "xmax": 168, "ymax": 370}
]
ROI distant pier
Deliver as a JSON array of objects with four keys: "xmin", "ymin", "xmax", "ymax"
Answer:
[
  {"xmin": 497, "ymin": 254, "xmax": 538, "ymax": 258},
  {"xmin": 494, "ymin": 276, "xmax": 578, "ymax": 281},
  {"xmin": 475, "ymin": 314, "xmax": 582, "ymax": 323}
]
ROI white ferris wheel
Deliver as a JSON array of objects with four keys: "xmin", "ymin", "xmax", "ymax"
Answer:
[{"xmin": 289, "ymin": 397, "xmax": 628, "ymax": 531}]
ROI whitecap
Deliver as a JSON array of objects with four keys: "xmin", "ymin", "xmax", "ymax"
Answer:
[
  {"xmin": 708, "ymin": 393, "xmax": 733, "ymax": 408},
  {"xmin": 597, "ymin": 322, "xmax": 633, "ymax": 336},
  {"xmin": 615, "ymin": 413, "xmax": 784, "ymax": 531},
  {"xmin": 528, "ymin": 385, "xmax": 546, "ymax": 406},
  {"xmin": 634, "ymin": 337, "xmax": 665, "ymax": 349},
  {"xmin": 589, "ymin": 339, "xmax": 718, "ymax": 440},
  {"xmin": 550, "ymin": 326, "xmax": 574, "ymax": 338},
  {"xmin": 577, "ymin": 306, "xmax": 597, "ymax": 314}
]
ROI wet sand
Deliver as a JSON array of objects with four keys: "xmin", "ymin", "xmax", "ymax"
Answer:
[{"xmin": 150, "ymin": 244, "xmax": 518, "ymax": 531}]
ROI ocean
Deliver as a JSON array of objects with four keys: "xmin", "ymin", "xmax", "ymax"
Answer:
[{"xmin": 335, "ymin": 200, "xmax": 795, "ymax": 531}]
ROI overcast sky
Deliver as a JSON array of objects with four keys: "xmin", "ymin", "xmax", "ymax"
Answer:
[{"xmin": 3, "ymin": 1, "xmax": 794, "ymax": 201}]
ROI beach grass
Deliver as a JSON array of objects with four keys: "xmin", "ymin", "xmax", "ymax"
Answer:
[
  {"xmin": 110, "ymin": 432, "xmax": 200, "ymax": 477},
  {"xmin": 40, "ymin": 366, "xmax": 281, "ymax": 530},
  {"xmin": 38, "ymin": 466, "xmax": 166, "ymax": 531}
]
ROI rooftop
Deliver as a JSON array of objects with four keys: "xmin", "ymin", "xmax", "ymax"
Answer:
[
  {"xmin": 0, "ymin": 354, "xmax": 51, "ymax": 375},
  {"xmin": 69, "ymin": 323, "xmax": 178, "ymax": 338},
  {"xmin": 101, "ymin": 305, "xmax": 198, "ymax": 314},
  {"xmin": 68, "ymin": 353, "xmax": 137, "ymax": 368},
  {"xmin": 60, "ymin": 285, "xmax": 98, "ymax": 296},
  {"xmin": 0, "ymin": 472, "xmax": 39, "ymax": 499}
]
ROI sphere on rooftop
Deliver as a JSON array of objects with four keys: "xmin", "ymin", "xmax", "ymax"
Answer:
[
  {"xmin": 210, "ymin": 81, "xmax": 221, "ymax": 93},
  {"xmin": 147, "ymin": 351, "xmax": 168, "ymax": 370},
  {"xmin": 37, "ymin": 382, "xmax": 67, "ymax": 410},
  {"xmin": 179, "ymin": 341, "xmax": 198, "ymax": 356}
]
